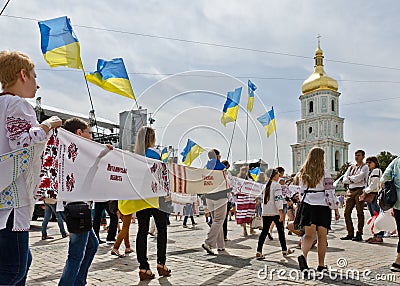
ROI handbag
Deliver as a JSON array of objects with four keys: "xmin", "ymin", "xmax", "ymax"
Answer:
[
  {"xmin": 251, "ymin": 216, "xmax": 263, "ymax": 229},
  {"xmin": 378, "ymin": 179, "xmax": 398, "ymax": 211},
  {"xmin": 64, "ymin": 202, "xmax": 92, "ymax": 233},
  {"xmin": 293, "ymin": 187, "xmax": 308, "ymax": 231}
]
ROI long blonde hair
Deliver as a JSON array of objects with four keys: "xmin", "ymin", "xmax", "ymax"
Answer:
[
  {"xmin": 299, "ymin": 147, "xmax": 325, "ymax": 188},
  {"xmin": 134, "ymin": 126, "xmax": 155, "ymax": 155}
]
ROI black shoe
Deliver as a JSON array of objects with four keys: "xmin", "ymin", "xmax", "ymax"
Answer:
[
  {"xmin": 98, "ymin": 240, "xmax": 106, "ymax": 244},
  {"xmin": 391, "ymin": 263, "xmax": 400, "ymax": 272},
  {"xmin": 298, "ymin": 255, "xmax": 309, "ymax": 271},
  {"xmin": 316, "ymin": 265, "xmax": 328, "ymax": 272},
  {"xmin": 267, "ymin": 233, "xmax": 273, "ymax": 240},
  {"xmin": 352, "ymin": 235, "xmax": 362, "ymax": 241},
  {"xmin": 340, "ymin": 235, "xmax": 354, "ymax": 240}
]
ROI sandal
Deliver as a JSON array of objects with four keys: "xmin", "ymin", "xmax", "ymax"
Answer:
[
  {"xmin": 368, "ymin": 237, "xmax": 383, "ymax": 244},
  {"xmin": 256, "ymin": 252, "xmax": 265, "ymax": 260},
  {"xmin": 282, "ymin": 249, "xmax": 295, "ymax": 257},
  {"xmin": 41, "ymin": 236, "xmax": 54, "ymax": 240},
  {"xmin": 139, "ymin": 269, "xmax": 155, "ymax": 281},
  {"xmin": 124, "ymin": 248, "xmax": 134, "ymax": 254},
  {"xmin": 111, "ymin": 248, "xmax": 125, "ymax": 258},
  {"xmin": 157, "ymin": 264, "xmax": 171, "ymax": 277}
]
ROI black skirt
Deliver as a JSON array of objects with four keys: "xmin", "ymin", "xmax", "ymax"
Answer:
[{"xmin": 298, "ymin": 202, "xmax": 332, "ymax": 230}]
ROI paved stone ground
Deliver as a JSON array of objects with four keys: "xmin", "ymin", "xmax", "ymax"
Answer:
[{"xmin": 27, "ymin": 208, "xmax": 400, "ymax": 285}]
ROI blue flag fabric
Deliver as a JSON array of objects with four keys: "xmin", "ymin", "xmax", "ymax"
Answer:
[
  {"xmin": 247, "ymin": 80, "xmax": 257, "ymax": 112},
  {"xmin": 257, "ymin": 107, "xmax": 276, "ymax": 138},
  {"xmin": 180, "ymin": 139, "xmax": 205, "ymax": 166},
  {"xmin": 85, "ymin": 58, "xmax": 135, "ymax": 99},
  {"xmin": 221, "ymin": 87, "xmax": 242, "ymax": 126},
  {"xmin": 38, "ymin": 16, "xmax": 83, "ymax": 69}
]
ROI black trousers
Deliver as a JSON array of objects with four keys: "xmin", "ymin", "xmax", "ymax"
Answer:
[
  {"xmin": 394, "ymin": 209, "xmax": 400, "ymax": 253},
  {"xmin": 223, "ymin": 202, "xmax": 231, "ymax": 239},
  {"xmin": 136, "ymin": 208, "xmax": 168, "ymax": 270},
  {"xmin": 92, "ymin": 201, "xmax": 118, "ymax": 241},
  {"xmin": 183, "ymin": 216, "xmax": 195, "ymax": 225},
  {"xmin": 257, "ymin": 215, "xmax": 287, "ymax": 253}
]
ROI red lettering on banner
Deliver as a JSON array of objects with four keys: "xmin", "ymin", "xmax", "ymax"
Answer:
[
  {"xmin": 107, "ymin": 163, "xmax": 127, "ymax": 174},
  {"xmin": 110, "ymin": 175, "xmax": 123, "ymax": 182}
]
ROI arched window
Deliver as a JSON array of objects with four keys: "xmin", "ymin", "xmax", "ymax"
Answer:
[
  {"xmin": 331, "ymin": 100, "xmax": 335, "ymax": 112},
  {"xmin": 335, "ymin": 151, "xmax": 340, "ymax": 171},
  {"xmin": 308, "ymin": 126, "xmax": 312, "ymax": 134},
  {"xmin": 309, "ymin": 101, "xmax": 314, "ymax": 113}
]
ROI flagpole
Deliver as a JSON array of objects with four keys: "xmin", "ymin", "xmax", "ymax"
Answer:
[
  {"xmin": 226, "ymin": 120, "xmax": 237, "ymax": 162},
  {"xmin": 82, "ymin": 70, "xmax": 99, "ymax": 133},
  {"xmin": 133, "ymin": 99, "xmax": 146, "ymax": 127},
  {"xmin": 274, "ymin": 125, "xmax": 280, "ymax": 167},
  {"xmin": 245, "ymin": 109, "xmax": 249, "ymax": 163}
]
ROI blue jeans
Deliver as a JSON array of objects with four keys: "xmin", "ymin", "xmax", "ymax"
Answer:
[
  {"xmin": 367, "ymin": 194, "xmax": 384, "ymax": 238},
  {"xmin": 0, "ymin": 210, "xmax": 32, "ymax": 285},
  {"xmin": 42, "ymin": 203, "xmax": 67, "ymax": 237},
  {"xmin": 58, "ymin": 228, "xmax": 99, "ymax": 286}
]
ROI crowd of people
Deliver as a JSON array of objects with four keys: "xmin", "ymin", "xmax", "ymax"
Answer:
[{"xmin": 1, "ymin": 50, "xmax": 400, "ymax": 285}]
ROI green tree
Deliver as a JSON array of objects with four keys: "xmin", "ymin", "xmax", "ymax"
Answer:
[{"xmin": 376, "ymin": 151, "xmax": 398, "ymax": 172}]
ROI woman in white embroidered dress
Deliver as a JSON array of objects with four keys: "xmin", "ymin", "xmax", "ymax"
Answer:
[
  {"xmin": 296, "ymin": 147, "xmax": 340, "ymax": 273},
  {"xmin": 0, "ymin": 51, "xmax": 61, "ymax": 285}
]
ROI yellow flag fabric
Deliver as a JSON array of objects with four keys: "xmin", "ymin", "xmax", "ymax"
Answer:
[{"xmin": 118, "ymin": 197, "xmax": 159, "ymax": 215}]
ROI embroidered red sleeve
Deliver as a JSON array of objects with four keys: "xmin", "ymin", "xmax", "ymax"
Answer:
[{"xmin": 6, "ymin": 116, "xmax": 32, "ymax": 142}]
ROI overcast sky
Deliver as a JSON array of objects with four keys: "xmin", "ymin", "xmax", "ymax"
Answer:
[{"xmin": 1, "ymin": 0, "xmax": 399, "ymax": 172}]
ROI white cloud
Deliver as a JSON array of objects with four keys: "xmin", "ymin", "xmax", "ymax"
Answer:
[{"xmin": 1, "ymin": 0, "xmax": 399, "ymax": 173}]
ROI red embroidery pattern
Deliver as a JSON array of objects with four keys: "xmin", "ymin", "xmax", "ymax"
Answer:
[
  {"xmin": 67, "ymin": 143, "xmax": 78, "ymax": 162},
  {"xmin": 37, "ymin": 132, "xmax": 59, "ymax": 200},
  {"xmin": 6, "ymin": 116, "xmax": 32, "ymax": 141}
]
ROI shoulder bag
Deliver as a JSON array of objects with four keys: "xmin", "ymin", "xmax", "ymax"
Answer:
[{"xmin": 64, "ymin": 202, "xmax": 92, "ymax": 233}]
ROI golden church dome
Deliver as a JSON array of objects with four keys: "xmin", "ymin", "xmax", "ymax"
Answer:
[{"xmin": 301, "ymin": 40, "xmax": 338, "ymax": 94}]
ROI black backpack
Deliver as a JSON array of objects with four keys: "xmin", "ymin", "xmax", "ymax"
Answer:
[{"xmin": 378, "ymin": 179, "xmax": 398, "ymax": 211}]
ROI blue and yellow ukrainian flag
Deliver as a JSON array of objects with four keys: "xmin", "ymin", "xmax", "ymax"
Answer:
[
  {"xmin": 249, "ymin": 167, "xmax": 261, "ymax": 181},
  {"xmin": 161, "ymin": 147, "xmax": 169, "ymax": 163},
  {"xmin": 181, "ymin": 139, "xmax": 205, "ymax": 166},
  {"xmin": 38, "ymin": 16, "xmax": 83, "ymax": 69},
  {"xmin": 85, "ymin": 58, "xmax": 135, "ymax": 100},
  {"xmin": 221, "ymin": 87, "xmax": 242, "ymax": 126},
  {"xmin": 247, "ymin": 80, "xmax": 257, "ymax": 112},
  {"xmin": 257, "ymin": 107, "xmax": 277, "ymax": 138}
]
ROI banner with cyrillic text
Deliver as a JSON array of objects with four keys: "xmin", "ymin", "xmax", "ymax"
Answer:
[
  {"xmin": 55, "ymin": 129, "xmax": 169, "ymax": 201},
  {"xmin": 169, "ymin": 162, "xmax": 229, "ymax": 194}
]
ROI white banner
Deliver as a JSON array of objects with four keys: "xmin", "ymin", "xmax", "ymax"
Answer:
[
  {"xmin": 169, "ymin": 162, "xmax": 229, "ymax": 194},
  {"xmin": 170, "ymin": 193, "xmax": 198, "ymax": 204},
  {"xmin": 55, "ymin": 129, "xmax": 170, "ymax": 201},
  {"xmin": 228, "ymin": 174, "xmax": 265, "ymax": 197}
]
